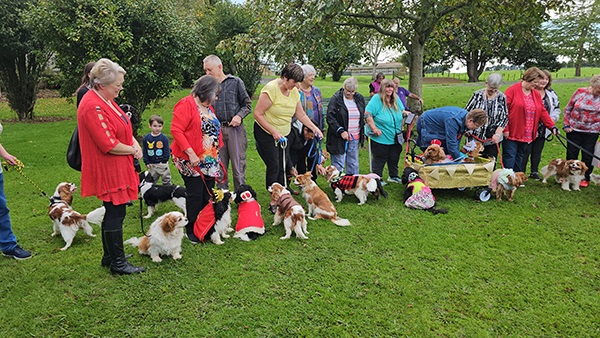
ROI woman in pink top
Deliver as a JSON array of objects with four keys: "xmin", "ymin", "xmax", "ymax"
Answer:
[
  {"xmin": 502, "ymin": 67, "xmax": 557, "ymax": 173},
  {"xmin": 563, "ymin": 75, "xmax": 600, "ymax": 187}
]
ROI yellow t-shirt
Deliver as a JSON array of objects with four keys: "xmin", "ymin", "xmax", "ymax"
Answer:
[{"xmin": 259, "ymin": 79, "xmax": 299, "ymax": 136}]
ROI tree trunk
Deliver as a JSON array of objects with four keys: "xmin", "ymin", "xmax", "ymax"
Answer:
[{"xmin": 407, "ymin": 40, "xmax": 424, "ymax": 114}]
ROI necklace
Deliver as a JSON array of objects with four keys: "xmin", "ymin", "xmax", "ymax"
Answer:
[{"xmin": 93, "ymin": 89, "xmax": 122, "ymax": 116}]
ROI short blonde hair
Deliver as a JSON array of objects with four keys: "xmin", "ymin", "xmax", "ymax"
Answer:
[
  {"xmin": 90, "ymin": 58, "xmax": 126, "ymax": 89},
  {"xmin": 467, "ymin": 109, "xmax": 488, "ymax": 126},
  {"xmin": 590, "ymin": 74, "xmax": 600, "ymax": 88}
]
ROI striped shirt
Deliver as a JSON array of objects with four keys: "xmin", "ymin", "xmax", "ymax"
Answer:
[{"xmin": 344, "ymin": 97, "xmax": 360, "ymax": 140}]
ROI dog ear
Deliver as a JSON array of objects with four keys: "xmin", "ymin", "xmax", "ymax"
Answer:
[
  {"xmin": 58, "ymin": 184, "xmax": 73, "ymax": 205},
  {"xmin": 162, "ymin": 214, "xmax": 176, "ymax": 232},
  {"xmin": 580, "ymin": 161, "xmax": 588, "ymax": 173}
]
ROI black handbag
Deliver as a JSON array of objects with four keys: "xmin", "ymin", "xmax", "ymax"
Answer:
[{"xmin": 66, "ymin": 127, "xmax": 82, "ymax": 171}]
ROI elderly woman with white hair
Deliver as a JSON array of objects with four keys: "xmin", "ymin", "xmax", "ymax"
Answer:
[
  {"xmin": 326, "ymin": 77, "xmax": 366, "ymax": 175},
  {"xmin": 298, "ymin": 64, "xmax": 325, "ymax": 131},
  {"xmin": 464, "ymin": 73, "xmax": 509, "ymax": 159},
  {"xmin": 563, "ymin": 74, "xmax": 600, "ymax": 187}
]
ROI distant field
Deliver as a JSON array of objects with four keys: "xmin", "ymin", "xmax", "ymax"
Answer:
[{"xmin": 424, "ymin": 67, "xmax": 600, "ymax": 82}]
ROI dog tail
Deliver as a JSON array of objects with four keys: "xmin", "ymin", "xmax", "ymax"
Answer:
[
  {"xmin": 372, "ymin": 179, "xmax": 388, "ymax": 199},
  {"xmin": 540, "ymin": 165, "xmax": 548, "ymax": 176},
  {"xmin": 85, "ymin": 206, "xmax": 105, "ymax": 225},
  {"xmin": 124, "ymin": 237, "xmax": 141, "ymax": 247},
  {"xmin": 426, "ymin": 207, "xmax": 448, "ymax": 215},
  {"xmin": 332, "ymin": 217, "xmax": 351, "ymax": 226}
]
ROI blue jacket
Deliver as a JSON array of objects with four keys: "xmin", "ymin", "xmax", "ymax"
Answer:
[{"xmin": 417, "ymin": 106, "xmax": 468, "ymax": 159}]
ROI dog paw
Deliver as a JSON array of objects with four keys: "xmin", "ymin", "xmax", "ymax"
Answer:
[
  {"xmin": 60, "ymin": 246, "xmax": 69, "ymax": 251},
  {"xmin": 279, "ymin": 236, "xmax": 290, "ymax": 240},
  {"xmin": 172, "ymin": 253, "xmax": 182, "ymax": 260},
  {"xmin": 50, "ymin": 233, "xmax": 58, "ymax": 237},
  {"xmin": 143, "ymin": 215, "xmax": 152, "ymax": 219},
  {"xmin": 226, "ymin": 227, "xmax": 234, "ymax": 233},
  {"xmin": 152, "ymin": 256, "xmax": 163, "ymax": 263},
  {"xmin": 89, "ymin": 234, "xmax": 96, "ymax": 237}
]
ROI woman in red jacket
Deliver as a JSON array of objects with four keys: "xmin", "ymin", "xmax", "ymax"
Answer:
[
  {"xmin": 78, "ymin": 58, "xmax": 144, "ymax": 275},
  {"xmin": 171, "ymin": 75, "xmax": 222, "ymax": 244},
  {"xmin": 502, "ymin": 67, "xmax": 558, "ymax": 172}
]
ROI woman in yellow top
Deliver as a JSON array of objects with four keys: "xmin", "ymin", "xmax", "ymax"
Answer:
[{"xmin": 253, "ymin": 63, "xmax": 323, "ymax": 190}]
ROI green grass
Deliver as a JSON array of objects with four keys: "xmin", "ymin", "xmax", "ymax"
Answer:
[{"xmin": 0, "ymin": 71, "xmax": 599, "ymax": 337}]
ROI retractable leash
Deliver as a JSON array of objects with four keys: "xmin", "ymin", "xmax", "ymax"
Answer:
[
  {"xmin": 2, "ymin": 159, "xmax": 51, "ymax": 201},
  {"xmin": 552, "ymin": 133, "xmax": 600, "ymax": 163},
  {"xmin": 276, "ymin": 137, "xmax": 288, "ymax": 187},
  {"xmin": 308, "ymin": 137, "xmax": 324, "ymax": 172}
]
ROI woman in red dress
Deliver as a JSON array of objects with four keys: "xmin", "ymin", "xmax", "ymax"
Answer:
[{"xmin": 78, "ymin": 58, "xmax": 145, "ymax": 275}]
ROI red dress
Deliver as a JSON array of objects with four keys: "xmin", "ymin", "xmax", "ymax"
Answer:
[{"xmin": 77, "ymin": 90, "xmax": 139, "ymax": 205}]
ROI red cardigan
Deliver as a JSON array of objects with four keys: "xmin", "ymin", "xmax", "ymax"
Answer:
[
  {"xmin": 504, "ymin": 82, "xmax": 555, "ymax": 141},
  {"xmin": 170, "ymin": 95, "xmax": 222, "ymax": 160},
  {"xmin": 77, "ymin": 90, "xmax": 139, "ymax": 205}
]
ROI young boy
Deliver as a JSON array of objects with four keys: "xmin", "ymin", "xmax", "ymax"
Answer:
[{"xmin": 142, "ymin": 115, "xmax": 172, "ymax": 185}]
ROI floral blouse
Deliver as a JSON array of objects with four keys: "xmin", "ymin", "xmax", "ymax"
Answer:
[{"xmin": 173, "ymin": 106, "xmax": 221, "ymax": 178}]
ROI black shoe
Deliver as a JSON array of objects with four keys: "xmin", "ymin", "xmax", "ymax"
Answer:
[
  {"xmin": 104, "ymin": 229, "xmax": 145, "ymax": 275},
  {"xmin": 529, "ymin": 172, "xmax": 541, "ymax": 180},
  {"xmin": 185, "ymin": 232, "xmax": 201, "ymax": 244}
]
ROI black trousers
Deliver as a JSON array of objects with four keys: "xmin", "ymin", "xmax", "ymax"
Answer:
[
  {"xmin": 522, "ymin": 136, "xmax": 545, "ymax": 174},
  {"xmin": 370, "ymin": 140, "xmax": 402, "ymax": 178},
  {"xmin": 102, "ymin": 202, "xmax": 126, "ymax": 231},
  {"xmin": 254, "ymin": 123, "xmax": 291, "ymax": 189},
  {"xmin": 182, "ymin": 175, "xmax": 214, "ymax": 235},
  {"xmin": 566, "ymin": 131, "xmax": 599, "ymax": 181}
]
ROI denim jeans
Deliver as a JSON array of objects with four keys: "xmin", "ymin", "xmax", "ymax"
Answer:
[
  {"xmin": 0, "ymin": 173, "xmax": 17, "ymax": 252},
  {"xmin": 331, "ymin": 139, "xmax": 360, "ymax": 175},
  {"xmin": 502, "ymin": 139, "xmax": 531, "ymax": 172}
]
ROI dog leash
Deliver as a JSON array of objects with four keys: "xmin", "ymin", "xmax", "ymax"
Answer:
[
  {"xmin": 138, "ymin": 196, "xmax": 148, "ymax": 236},
  {"xmin": 467, "ymin": 133, "xmax": 504, "ymax": 168},
  {"xmin": 308, "ymin": 136, "xmax": 324, "ymax": 173},
  {"xmin": 2, "ymin": 159, "xmax": 51, "ymax": 200},
  {"xmin": 276, "ymin": 137, "xmax": 288, "ymax": 188},
  {"xmin": 551, "ymin": 133, "xmax": 600, "ymax": 162}
]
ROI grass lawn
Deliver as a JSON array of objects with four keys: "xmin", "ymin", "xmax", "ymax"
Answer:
[{"xmin": 0, "ymin": 70, "xmax": 598, "ymax": 337}]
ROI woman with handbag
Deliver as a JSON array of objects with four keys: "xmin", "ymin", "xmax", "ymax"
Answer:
[
  {"xmin": 77, "ymin": 58, "xmax": 145, "ymax": 275},
  {"xmin": 364, "ymin": 78, "xmax": 405, "ymax": 183}
]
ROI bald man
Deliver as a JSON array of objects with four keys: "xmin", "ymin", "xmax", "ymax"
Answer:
[{"xmin": 203, "ymin": 55, "xmax": 252, "ymax": 191}]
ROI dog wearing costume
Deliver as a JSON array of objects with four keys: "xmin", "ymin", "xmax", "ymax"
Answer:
[
  {"xmin": 324, "ymin": 165, "xmax": 387, "ymax": 205},
  {"xmin": 401, "ymin": 168, "xmax": 448, "ymax": 214},
  {"xmin": 233, "ymin": 184, "xmax": 265, "ymax": 241}
]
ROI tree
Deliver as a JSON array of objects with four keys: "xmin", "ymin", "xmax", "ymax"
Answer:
[
  {"xmin": 250, "ymin": 0, "xmax": 472, "ymax": 104},
  {"xmin": 27, "ymin": 0, "xmax": 201, "ymax": 134},
  {"xmin": 0, "ymin": 0, "xmax": 52, "ymax": 120},
  {"xmin": 430, "ymin": 0, "xmax": 566, "ymax": 82},
  {"xmin": 364, "ymin": 33, "xmax": 389, "ymax": 79},
  {"xmin": 309, "ymin": 33, "xmax": 363, "ymax": 81},
  {"xmin": 545, "ymin": 0, "xmax": 600, "ymax": 76},
  {"xmin": 201, "ymin": 0, "xmax": 262, "ymax": 97}
]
